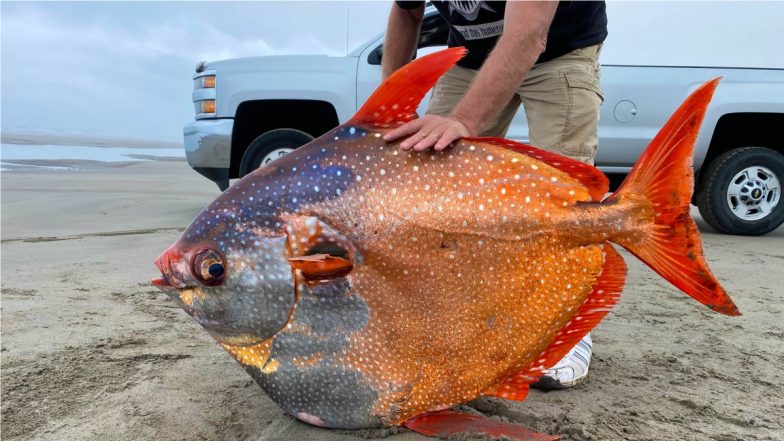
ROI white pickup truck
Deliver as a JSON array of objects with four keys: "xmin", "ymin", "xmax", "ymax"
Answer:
[{"xmin": 183, "ymin": 5, "xmax": 784, "ymax": 236}]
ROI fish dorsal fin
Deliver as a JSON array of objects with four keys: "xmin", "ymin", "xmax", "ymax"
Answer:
[
  {"xmin": 465, "ymin": 137, "xmax": 610, "ymax": 201},
  {"xmin": 483, "ymin": 244, "xmax": 626, "ymax": 399},
  {"xmin": 350, "ymin": 47, "xmax": 467, "ymax": 129}
]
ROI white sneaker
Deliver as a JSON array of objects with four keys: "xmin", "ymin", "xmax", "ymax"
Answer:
[{"xmin": 532, "ymin": 334, "xmax": 592, "ymax": 390}]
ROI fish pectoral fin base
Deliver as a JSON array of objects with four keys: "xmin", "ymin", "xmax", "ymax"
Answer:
[
  {"xmin": 464, "ymin": 136, "xmax": 609, "ymax": 201},
  {"xmin": 403, "ymin": 409, "xmax": 558, "ymax": 441},
  {"xmin": 484, "ymin": 244, "xmax": 626, "ymax": 398},
  {"xmin": 350, "ymin": 47, "xmax": 466, "ymax": 129}
]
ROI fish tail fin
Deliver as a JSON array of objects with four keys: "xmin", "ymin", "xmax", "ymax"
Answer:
[{"xmin": 608, "ymin": 78, "xmax": 740, "ymax": 316}]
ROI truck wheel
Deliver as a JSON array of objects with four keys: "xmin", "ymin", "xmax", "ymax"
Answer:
[
  {"xmin": 239, "ymin": 129, "xmax": 313, "ymax": 176},
  {"xmin": 697, "ymin": 147, "xmax": 784, "ymax": 236}
]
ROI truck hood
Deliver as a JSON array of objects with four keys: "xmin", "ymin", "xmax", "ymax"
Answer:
[{"xmin": 204, "ymin": 54, "xmax": 358, "ymax": 74}]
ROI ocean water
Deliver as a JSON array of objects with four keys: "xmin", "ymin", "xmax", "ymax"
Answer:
[{"xmin": 0, "ymin": 143, "xmax": 185, "ymax": 170}]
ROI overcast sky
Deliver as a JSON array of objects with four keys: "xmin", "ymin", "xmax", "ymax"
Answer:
[
  {"xmin": 2, "ymin": 2, "xmax": 782, "ymax": 144},
  {"xmin": 1, "ymin": 1, "xmax": 390, "ymax": 143}
]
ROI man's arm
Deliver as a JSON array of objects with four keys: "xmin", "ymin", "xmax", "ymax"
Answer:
[
  {"xmin": 384, "ymin": 2, "xmax": 558, "ymax": 151},
  {"xmin": 381, "ymin": 2, "xmax": 425, "ymax": 81}
]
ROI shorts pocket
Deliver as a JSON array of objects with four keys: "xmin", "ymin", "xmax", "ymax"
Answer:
[
  {"xmin": 565, "ymin": 71, "xmax": 604, "ymax": 102},
  {"xmin": 559, "ymin": 71, "xmax": 603, "ymax": 160}
]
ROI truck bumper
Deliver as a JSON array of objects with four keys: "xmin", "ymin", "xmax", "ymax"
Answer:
[{"xmin": 183, "ymin": 119, "xmax": 233, "ymax": 191}]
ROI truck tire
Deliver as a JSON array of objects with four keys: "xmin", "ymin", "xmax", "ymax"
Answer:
[
  {"xmin": 239, "ymin": 129, "xmax": 313, "ymax": 177},
  {"xmin": 696, "ymin": 147, "xmax": 784, "ymax": 236}
]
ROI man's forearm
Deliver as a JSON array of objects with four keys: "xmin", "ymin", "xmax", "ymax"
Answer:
[
  {"xmin": 381, "ymin": 3, "xmax": 424, "ymax": 80},
  {"xmin": 451, "ymin": 2, "xmax": 557, "ymax": 134}
]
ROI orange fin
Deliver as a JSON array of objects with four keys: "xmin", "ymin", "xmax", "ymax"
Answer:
[
  {"xmin": 527, "ymin": 244, "xmax": 626, "ymax": 375},
  {"xmin": 483, "ymin": 378, "xmax": 531, "ymax": 401},
  {"xmin": 483, "ymin": 244, "xmax": 626, "ymax": 397},
  {"xmin": 465, "ymin": 137, "xmax": 609, "ymax": 201},
  {"xmin": 288, "ymin": 254, "xmax": 353, "ymax": 280},
  {"xmin": 607, "ymin": 78, "xmax": 740, "ymax": 316},
  {"xmin": 350, "ymin": 47, "xmax": 467, "ymax": 129},
  {"xmin": 403, "ymin": 410, "xmax": 558, "ymax": 441}
]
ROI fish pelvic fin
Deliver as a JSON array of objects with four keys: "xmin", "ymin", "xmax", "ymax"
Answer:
[
  {"xmin": 349, "ymin": 47, "xmax": 467, "ymax": 129},
  {"xmin": 607, "ymin": 78, "xmax": 740, "ymax": 316},
  {"xmin": 464, "ymin": 137, "xmax": 609, "ymax": 201},
  {"xmin": 484, "ymin": 244, "xmax": 626, "ymax": 400},
  {"xmin": 403, "ymin": 409, "xmax": 559, "ymax": 441}
]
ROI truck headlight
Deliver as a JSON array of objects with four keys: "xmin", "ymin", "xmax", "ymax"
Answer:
[{"xmin": 194, "ymin": 75, "xmax": 216, "ymax": 90}]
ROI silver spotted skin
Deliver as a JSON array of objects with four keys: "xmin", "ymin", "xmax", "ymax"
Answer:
[
  {"xmin": 246, "ymin": 280, "xmax": 381, "ymax": 429},
  {"xmin": 163, "ymin": 126, "xmax": 382, "ymax": 427}
]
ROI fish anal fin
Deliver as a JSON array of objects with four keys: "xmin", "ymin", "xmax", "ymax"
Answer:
[
  {"xmin": 403, "ymin": 409, "xmax": 559, "ymax": 441},
  {"xmin": 350, "ymin": 47, "xmax": 466, "ymax": 129},
  {"xmin": 527, "ymin": 244, "xmax": 626, "ymax": 377},
  {"xmin": 483, "ymin": 378, "xmax": 531, "ymax": 401},
  {"xmin": 484, "ymin": 244, "xmax": 626, "ymax": 397},
  {"xmin": 465, "ymin": 137, "xmax": 609, "ymax": 201}
]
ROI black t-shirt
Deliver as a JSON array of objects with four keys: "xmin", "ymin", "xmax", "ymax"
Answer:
[{"xmin": 396, "ymin": 1, "xmax": 607, "ymax": 69}]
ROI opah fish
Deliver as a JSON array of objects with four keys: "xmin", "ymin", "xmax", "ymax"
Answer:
[{"xmin": 153, "ymin": 48, "xmax": 738, "ymax": 440}]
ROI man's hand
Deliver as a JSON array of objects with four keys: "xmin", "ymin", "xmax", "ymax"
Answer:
[{"xmin": 383, "ymin": 114, "xmax": 472, "ymax": 151}]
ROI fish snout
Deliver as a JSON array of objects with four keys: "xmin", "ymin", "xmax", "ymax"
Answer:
[{"xmin": 152, "ymin": 247, "xmax": 186, "ymax": 290}]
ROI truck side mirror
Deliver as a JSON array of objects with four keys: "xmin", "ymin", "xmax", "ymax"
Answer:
[
  {"xmin": 368, "ymin": 45, "xmax": 418, "ymax": 66},
  {"xmin": 368, "ymin": 45, "xmax": 383, "ymax": 65}
]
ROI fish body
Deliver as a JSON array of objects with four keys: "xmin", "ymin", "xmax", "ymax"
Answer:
[{"xmin": 154, "ymin": 48, "xmax": 738, "ymax": 437}]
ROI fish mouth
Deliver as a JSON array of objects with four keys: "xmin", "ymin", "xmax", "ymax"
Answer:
[{"xmin": 151, "ymin": 276, "xmax": 172, "ymax": 288}]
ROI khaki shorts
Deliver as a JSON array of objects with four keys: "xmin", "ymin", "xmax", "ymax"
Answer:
[{"xmin": 428, "ymin": 44, "xmax": 604, "ymax": 165}]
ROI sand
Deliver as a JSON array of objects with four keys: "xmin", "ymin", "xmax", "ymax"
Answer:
[{"xmin": 2, "ymin": 159, "xmax": 783, "ymax": 441}]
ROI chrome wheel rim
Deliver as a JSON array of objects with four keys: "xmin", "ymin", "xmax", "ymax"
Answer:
[
  {"xmin": 261, "ymin": 148, "xmax": 294, "ymax": 166},
  {"xmin": 726, "ymin": 165, "xmax": 781, "ymax": 221}
]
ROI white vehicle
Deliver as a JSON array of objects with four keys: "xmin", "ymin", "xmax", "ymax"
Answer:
[{"xmin": 184, "ymin": 3, "xmax": 784, "ymax": 236}]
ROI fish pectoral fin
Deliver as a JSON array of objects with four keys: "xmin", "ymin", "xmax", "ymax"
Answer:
[
  {"xmin": 288, "ymin": 254, "xmax": 353, "ymax": 280},
  {"xmin": 403, "ymin": 409, "xmax": 558, "ymax": 441}
]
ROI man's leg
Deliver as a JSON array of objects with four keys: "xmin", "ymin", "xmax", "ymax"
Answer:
[
  {"xmin": 519, "ymin": 44, "xmax": 604, "ymax": 389},
  {"xmin": 428, "ymin": 65, "xmax": 521, "ymax": 137},
  {"xmin": 519, "ymin": 44, "xmax": 603, "ymax": 164}
]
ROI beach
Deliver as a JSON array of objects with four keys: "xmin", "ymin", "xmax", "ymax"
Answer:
[{"xmin": 2, "ymin": 157, "xmax": 783, "ymax": 441}]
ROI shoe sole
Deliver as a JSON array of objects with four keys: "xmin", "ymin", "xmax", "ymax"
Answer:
[{"xmin": 530, "ymin": 372, "xmax": 589, "ymax": 391}]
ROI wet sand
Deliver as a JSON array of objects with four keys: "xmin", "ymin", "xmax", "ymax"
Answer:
[{"xmin": 2, "ymin": 160, "xmax": 783, "ymax": 440}]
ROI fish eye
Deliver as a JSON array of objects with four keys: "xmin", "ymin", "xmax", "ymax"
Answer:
[{"xmin": 192, "ymin": 249, "xmax": 225, "ymax": 286}]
